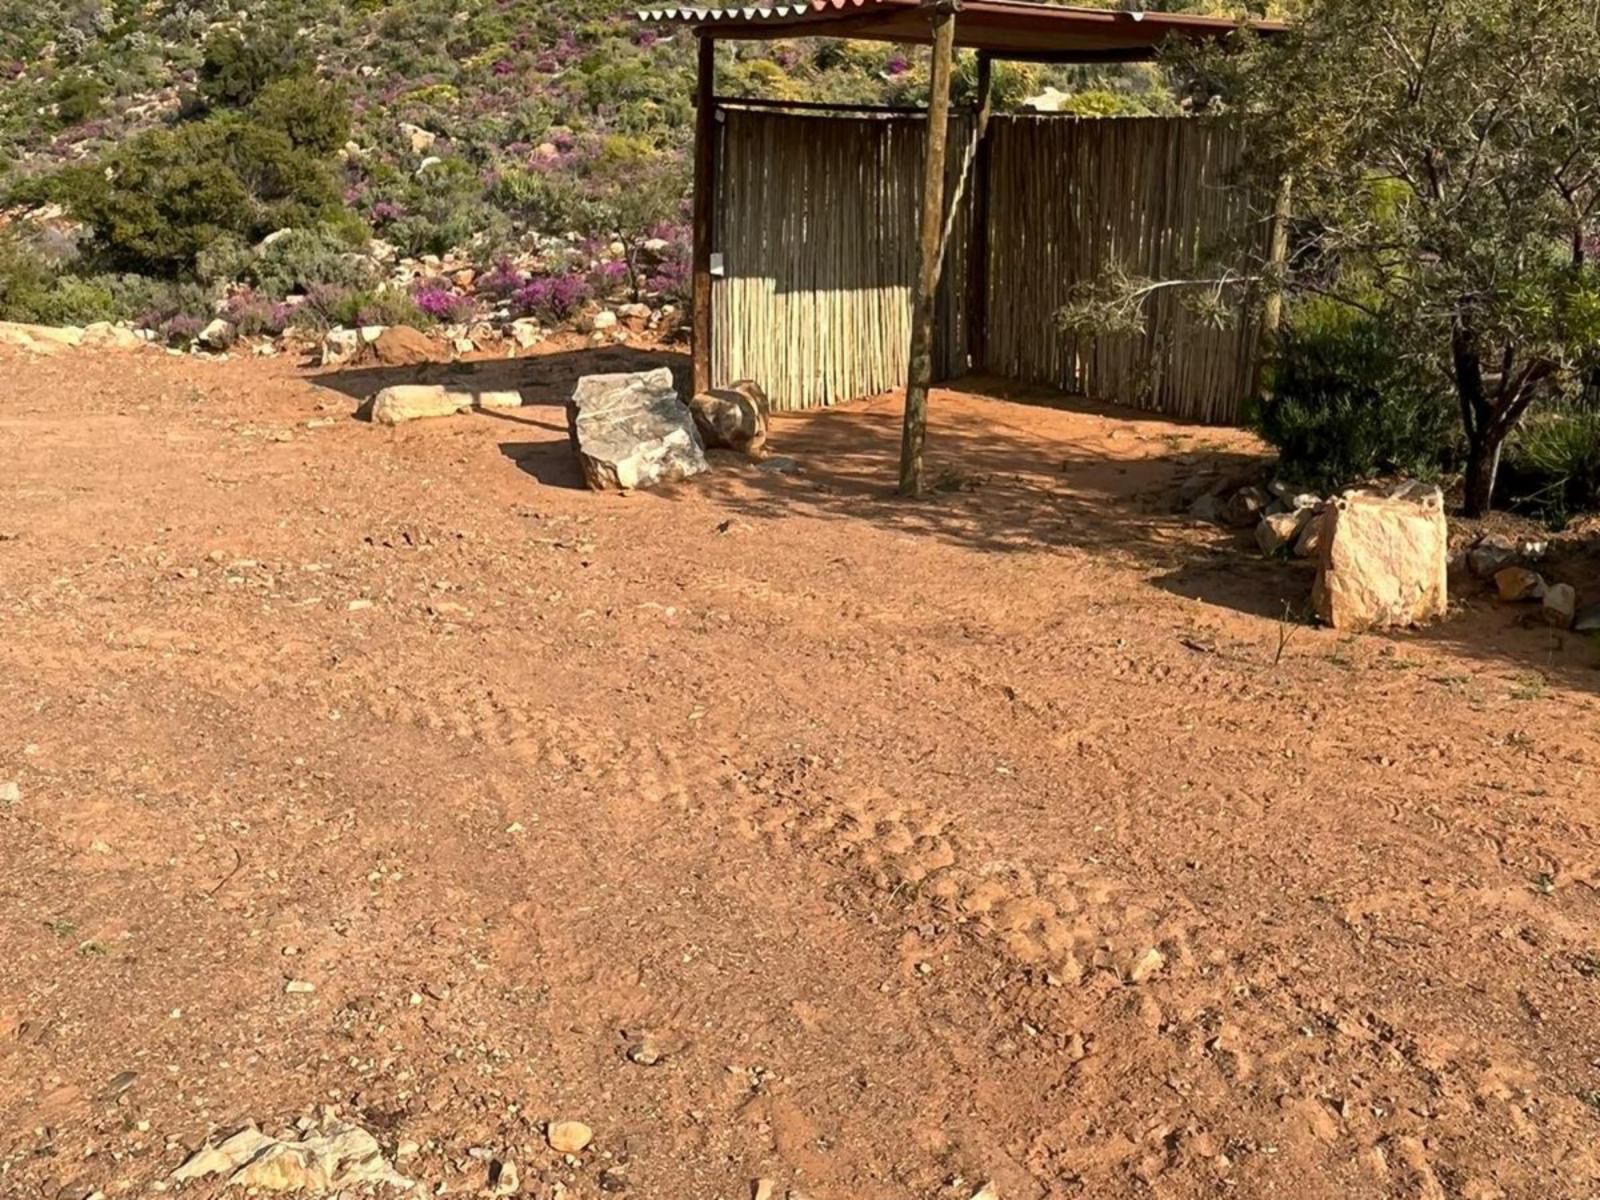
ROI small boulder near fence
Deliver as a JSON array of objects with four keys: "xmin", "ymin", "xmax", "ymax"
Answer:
[
  {"xmin": 368, "ymin": 384, "xmax": 522, "ymax": 426},
  {"xmin": 689, "ymin": 379, "xmax": 770, "ymax": 458},
  {"xmin": 567, "ymin": 367, "xmax": 708, "ymax": 491},
  {"xmin": 1312, "ymin": 491, "xmax": 1448, "ymax": 631}
]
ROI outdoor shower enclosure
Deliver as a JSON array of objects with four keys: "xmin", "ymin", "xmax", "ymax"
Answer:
[{"xmin": 641, "ymin": 0, "xmax": 1287, "ymax": 423}]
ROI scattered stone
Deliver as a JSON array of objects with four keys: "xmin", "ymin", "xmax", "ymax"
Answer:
[
  {"xmin": 1312, "ymin": 491, "xmax": 1448, "ymax": 631},
  {"xmin": 451, "ymin": 336, "xmax": 476, "ymax": 355},
  {"xmin": 370, "ymin": 325, "xmax": 435, "ymax": 367},
  {"xmin": 1494, "ymin": 566, "xmax": 1546, "ymax": 602},
  {"xmin": 490, "ymin": 1158, "xmax": 520, "ymax": 1196},
  {"xmin": 1188, "ymin": 492, "xmax": 1227, "ymax": 524},
  {"xmin": 197, "ymin": 318, "xmax": 234, "ymax": 351},
  {"xmin": 1256, "ymin": 508, "xmax": 1314, "ymax": 556},
  {"xmin": 756, "ymin": 455, "xmax": 802, "ymax": 475},
  {"xmin": 321, "ymin": 328, "xmax": 362, "ymax": 368},
  {"xmin": 347, "ymin": 599, "xmax": 374, "ymax": 612},
  {"xmin": 284, "ymin": 979, "xmax": 316, "ymax": 994},
  {"xmin": 547, "ymin": 1120, "xmax": 593, "ymax": 1154},
  {"xmin": 616, "ymin": 302, "xmax": 652, "ymax": 332},
  {"xmin": 969, "ymin": 1183, "xmax": 999, "ymax": 1200},
  {"xmin": 173, "ymin": 1121, "xmax": 413, "ymax": 1192},
  {"xmin": 399, "ymin": 122, "xmax": 437, "ymax": 155},
  {"xmin": 567, "ymin": 368, "xmax": 708, "ymax": 491},
  {"xmin": 1293, "ymin": 511, "xmax": 1326, "ymax": 559},
  {"xmin": 1467, "ymin": 534, "xmax": 1518, "ymax": 579},
  {"xmin": 1288, "ymin": 492, "xmax": 1322, "ymax": 511},
  {"xmin": 509, "ymin": 319, "xmax": 544, "ymax": 350},
  {"xmin": 1542, "ymin": 583, "xmax": 1577, "ymax": 627},
  {"xmin": 583, "ymin": 309, "xmax": 619, "ymax": 333},
  {"xmin": 0, "ymin": 781, "xmax": 17, "ymax": 806},
  {"xmin": 1224, "ymin": 485, "xmax": 1268, "ymax": 528},
  {"xmin": 1574, "ymin": 602, "xmax": 1600, "ymax": 633},
  {"xmin": 599, "ymin": 1166, "xmax": 630, "ymax": 1192},
  {"xmin": 753, "ymin": 1179, "xmax": 776, "ymax": 1200},
  {"xmin": 1126, "ymin": 947, "xmax": 1166, "ymax": 984},
  {"xmin": 625, "ymin": 1033, "xmax": 664, "ymax": 1066},
  {"xmin": 690, "ymin": 379, "xmax": 771, "ymax": 458}
]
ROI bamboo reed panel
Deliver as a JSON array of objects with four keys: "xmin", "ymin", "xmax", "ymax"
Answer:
[
  {"xmin": 712, "ymin": 108, "xmax": 973, "ymax": 412},
  {"xmin": 984, "ymin": 114, "xmax": 1263, "ymax": 423}
]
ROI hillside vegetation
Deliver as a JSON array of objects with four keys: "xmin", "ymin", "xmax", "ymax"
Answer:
[{"xmin": 0, "ymin": 0, "xmax": 1181, "ymax": 342}]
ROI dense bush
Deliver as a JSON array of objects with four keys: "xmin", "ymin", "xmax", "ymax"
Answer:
[
  {"xmin": 247, "ymin": 229, "xmax": 375, "ymax": 299},
  {"xmin": 1255, "ymin": 299, "xmax": 1459, "ymax": 490},
  {"xmin": 1503, "ymin": 406, "xmax": 1600, "ymax": 525},
  {"xmin": 199, "ymin": 28, "xmax": 307, "ymax": 109}
]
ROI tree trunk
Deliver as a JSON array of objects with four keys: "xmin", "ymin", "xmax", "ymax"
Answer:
[{"xmin": 1463, "ymin": 428, "xmax": 1502, "ymax": 517}]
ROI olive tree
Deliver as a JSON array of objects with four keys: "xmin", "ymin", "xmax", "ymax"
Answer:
[{"xmin": 1131, "ymin": 0, "xmax": 1600, "ymax": 514}]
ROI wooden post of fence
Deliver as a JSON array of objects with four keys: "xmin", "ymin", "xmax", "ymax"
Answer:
[
  {"xmin": 966, "ymin": 50, "xmax": 994, "ymax": 375},
  {"xmin": 898, "ymin": 0, "xmax": 959, "ymax": 496},
  {"xmin": 691, "ymin": 35, "xmax": 717, "ymax": 397}
]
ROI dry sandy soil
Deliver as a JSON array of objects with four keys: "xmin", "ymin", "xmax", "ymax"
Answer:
[{"xmin": 3, "ymin": 339, "xmax": 1600, "ymax": 1200}]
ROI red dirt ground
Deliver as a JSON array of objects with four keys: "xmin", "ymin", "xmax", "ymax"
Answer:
[{"xmin": 3, "ymin": 340, "xmax": 1600, "ymax": 1200}]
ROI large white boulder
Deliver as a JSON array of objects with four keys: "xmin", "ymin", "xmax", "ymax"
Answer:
[{"xmin": 567, "ymin": 368, "xmax": 707, "ymax": 491}]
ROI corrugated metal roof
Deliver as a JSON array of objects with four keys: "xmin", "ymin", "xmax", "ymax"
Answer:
[{"xmin": 637, "ymin": 0, "xmax": 1283, "ymax": 61}]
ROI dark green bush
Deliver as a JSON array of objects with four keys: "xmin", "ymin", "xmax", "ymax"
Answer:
[
  {"xmin": 200, "ymin": 28, "xmax": 307, "ymax": 109},
  {"xmin": 1255, "ymin": 299, "xmax": 1458, "ymax": 490},
  {"xmin": 36, "ymin": 109, "xmax": 350, "ymax": 277},
  {"xmin": 250, "ymin": 78, "xmax": 352, "ymax": 155},
  {"xmin": 1503, "ymin": 406, "xmax": 1600, "ymax": 525}
]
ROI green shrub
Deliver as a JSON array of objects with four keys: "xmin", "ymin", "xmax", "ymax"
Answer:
[
  {"xmin": 250, "ymin": 77, "xmax": 352, "ymax": 155},
  {"xmin": 41, "ymin": 113, "xmax": 349, "ymax": 277},
  {"xmin": 247, "ymin": 229, "xmax": 376, "ymax": 299},
  {"xmin": 1504, "ymin": 406, "xmax": 1600, "ymax": 525},
  {"xmin": 1255, "ymin": 298, "xmax": 1458, "ymax": 490},
  {"xmin": 200, "ymin": 28, "xmax": 307, "ymax": 109},
  {"xmin": 53, "ymin": 73, "xmax": 110, "ymax": 127}
]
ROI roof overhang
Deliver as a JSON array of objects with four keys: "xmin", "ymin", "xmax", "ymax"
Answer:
[{"xmin": 637, "ymin": 0, "xmax": 1285, "ymax": 63}]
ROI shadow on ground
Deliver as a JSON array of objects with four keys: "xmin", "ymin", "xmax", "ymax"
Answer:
[{"xmin": 309, "ymin": 350, "xmax": 1600, "ymax": 689}]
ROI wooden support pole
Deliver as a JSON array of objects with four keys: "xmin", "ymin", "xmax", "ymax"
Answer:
[
  {"xmin": 1256, "ymin": 173, "xmax": 1292, "ymax": 400},
  {"xmin": 897, "ymin": 2, "xmax": 959, "ymax": 497},
  {"xmin": 966, "ymin": 51, "xmax": 994, "ymax": 375},
  {"xmin": 691, "ymin": 35, "xmax": 717, "ymax": 397}
]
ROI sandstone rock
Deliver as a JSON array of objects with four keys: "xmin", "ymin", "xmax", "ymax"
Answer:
[
  {"xmin": 197, "ymin": 318, "xmax": 234, "ymax": 351},
  {"xmin": 80, "ymin": 322, "xmax": 144, "ymax": 350},
  {"xmin": 583, "ymin": 309, "xmax": 619, "ymax": 333},
  {"xmin": 0, "ymin": 321, "xmax": 83, "ymax": 354},
  {"xmin": 399, "ymin": 122, "xmax": 436, "ymax": 155},
  {"xmin": 1188, "ymin": 492, "xmax": 1226, "ymax": 525},
  {"xmin": 1574, "ymin": 602, "xmax": 1600, "ymax": 633},
  {"xmin": 616, "ymin": 302, "xmax": 652, "ymax": 332},
  {"xmin": 173, "ymin": 1121, "xmax": 413, "ymax": 1192},
  {"xmin": 490, "ymin": 1158, "xmax": 520, "ymax": 1196},
  {"xmin": 1126, "ymin": 947, "xmax": 1166, "ymax": 984},
  {"xmin": 1256, "ymin": 508, "xmax": 1313, "ymax": 556},
  {"xmin": 1494, "ymin": 566, "xmax": 1546, "ymax": 602},
  {"xmin": 548, "ymin": 1120, "xmax": 593, "ymax": 1154},
  {"xmin": 451, "ymin": 337, "xmax": 476, "ymax": 355},
  {"xmin": 1293, "ymin": 511, "xmax": 1326, "ymax": 558},
  {"xmin": 690, "ymin": 379, "xmax": 771, "ymax": 458},
  {"xmin": 1542, "ymin": 583, "xmax": 1577, "ymax": 627},
  {"xmin": 321, "ymin": 328, "xmax": 362, "ymax": 367},
  {"xmin": 509, "ymin": 319, "xmax": 543, "ymax": 349},
  {"xmin": 567, "ymin": 368, "xmax": 708, "ymax": 491},
  {"xmin": 368, "ymin": 385, "xmax": 522, "ymax": 425},
  {"xmin": 371, "ymin": 325, "xmax": 435, "ymax": 366},
  {"xmin": 0, "ymin": 781, "xmax": 18, "ymax": 806},
  {"xmin": 1312, "ymin": 492, "xmax": 1448, "ymax": 631},
  {"xmin": 1388, "ymin": 479, "xmax": 1443, "ymax": 506}
]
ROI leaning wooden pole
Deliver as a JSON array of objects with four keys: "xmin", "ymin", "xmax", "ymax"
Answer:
[
  {"xmin": 966, "ymin": 51, "xmax": 995, "ymax": 375},
  {"xmin": 897, "ymin": 0, "xmax": 959, "ymax": 496},
  {"xmin": 691, "ymin": 35, "xmax": 717, "ymax": 396}
]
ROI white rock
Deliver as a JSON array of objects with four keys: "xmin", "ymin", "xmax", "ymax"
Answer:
[
  {"xmin": 0, "ymin": 321, "xmax": 84, "ymax": 354},
  {"xmin": 1256, "ymin": 508, "xmax": 1313, "ymax": 556},
  {"xmin": 567, "ymin": 368, "xmax": 708, "ymax": 491},
  {"xmin": 584, "ymin": 310, "xmax": 618, "ymax": 333},
  {"xmin": 197, "ymin": 318, "xmax": 234, "ymax": 351},
  {"xmin": 1543, "ymin": 582, "xmax": 1577, "ymax": 627},
  {"xmin": 367, "ymin": 385, "xmax": 522, "ymax": 425},
  {"xmin": 399, "ymin": 122, "xmax": 437, "ymax": 155},
  {"xmin": 0, "ymin": 781, "xmax": 19, "ymax": 805},
  {"xmin": 321, "ymin": 328, "xmax": 362, "ymax": 367}
]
